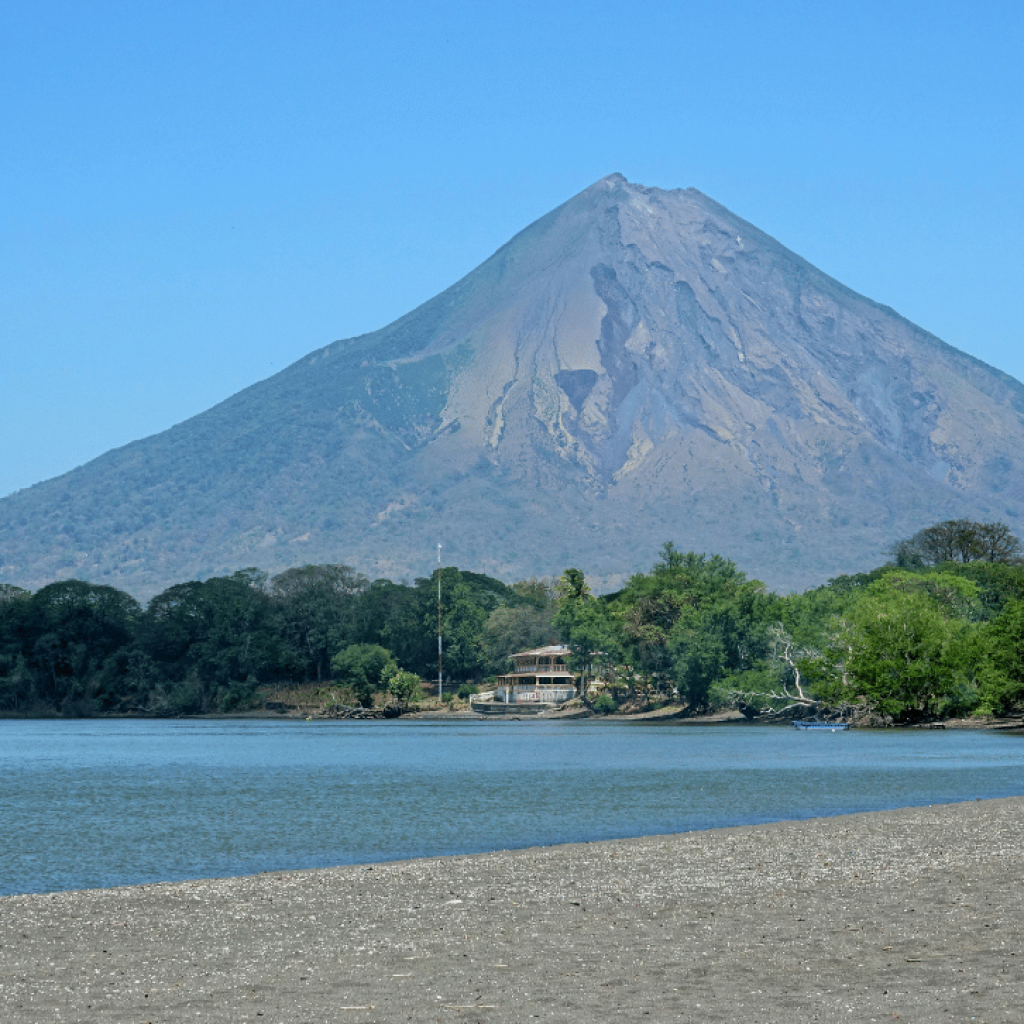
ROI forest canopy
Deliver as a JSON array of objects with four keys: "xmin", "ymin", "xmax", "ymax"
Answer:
[{"xmin": 2, "ymin": 520, "xmax": 1023, "ymax": 721}]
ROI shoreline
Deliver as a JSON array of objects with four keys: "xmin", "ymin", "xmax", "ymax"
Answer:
[
  {"xmin": 3, "ymin": 797, "xmax": 1022, "ymax": 1022},
  {"xmin": 5, "ymin": 705, "xmax": 1022, "ymax": 732}
]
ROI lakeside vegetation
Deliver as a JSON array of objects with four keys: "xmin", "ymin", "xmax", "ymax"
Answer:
[{"xmin": 2, "ymin": 519, "xmax": 1023, "ymax": 722}]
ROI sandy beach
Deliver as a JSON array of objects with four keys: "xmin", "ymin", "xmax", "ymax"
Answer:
[{"xmin": 2, "ymin": 797, "xmax": 1021, "ymax": 1023}]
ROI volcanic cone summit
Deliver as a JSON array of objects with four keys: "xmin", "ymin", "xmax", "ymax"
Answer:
[{"xmin": 3, "ymin": 175, "xmax": 1022, "ymax": 595}]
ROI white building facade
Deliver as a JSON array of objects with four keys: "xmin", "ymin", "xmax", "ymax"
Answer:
[{"xmin": 492, "ymin": 644, "xmax": 577, "ymax": 704}]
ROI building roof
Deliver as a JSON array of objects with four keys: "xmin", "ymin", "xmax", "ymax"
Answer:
[{"xmin": 510, "ymin": 644, "xmax": 571, "ymax": 658}]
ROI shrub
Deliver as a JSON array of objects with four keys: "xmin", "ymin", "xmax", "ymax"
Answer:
[{"xmin": 386, "ymin": 670, "xmax": 424, "ymax": 706}]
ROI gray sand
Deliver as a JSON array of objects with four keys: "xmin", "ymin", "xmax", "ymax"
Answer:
[{"xmin": 2, "ymin": 798, "xmax": 1022, "ymax": 1023}]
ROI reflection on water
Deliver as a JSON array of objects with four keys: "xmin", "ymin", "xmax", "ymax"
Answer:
[{"xmin": 1, "ymin": 718, "xmax": 1022, "ymax": 896}]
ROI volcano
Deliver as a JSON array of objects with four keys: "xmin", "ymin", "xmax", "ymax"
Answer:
[{"xmin": 3, "ymin": 174, "xmax": 1023, "ymax": 597}]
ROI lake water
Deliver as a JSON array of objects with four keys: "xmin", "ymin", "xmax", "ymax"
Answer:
[{"xmin": 2, "ymin": 718, "xmax": 1023, "ymax": 897}]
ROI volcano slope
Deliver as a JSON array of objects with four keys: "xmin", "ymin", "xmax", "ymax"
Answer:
[{"xmin": 3, "ymin": 174, "xmax": 1023, "ymax": 597}]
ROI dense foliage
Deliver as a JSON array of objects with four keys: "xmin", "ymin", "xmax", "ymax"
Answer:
[
  {"xmin": 2, "ymin": 519, "xmax": 1023, "ymax": 720},
  {"xmin": 0, "ymin": 567, "xmax": 553, "ymax": 716}
]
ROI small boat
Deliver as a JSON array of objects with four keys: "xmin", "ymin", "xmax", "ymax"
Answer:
[{"xmin": 793, "ymin": 720, "xmax": 850, "ymax": 731}]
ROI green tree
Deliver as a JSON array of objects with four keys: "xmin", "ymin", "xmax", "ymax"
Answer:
[
  {"xmin": 331, "ymin": 643, "xmax": 397, "ymax": 706},
  {"xmin": 140, "ymin": 570, "xmax": 272, "ymax": 711},
  {"xmin": 927, "ymin": 561, "xmax": 1024, "ymax": 621},
  {"xmin": 891, "ymin": 520, "xmax": 1022, "ymax": 567},
  {"xmin": 353, "ymin": 579, "xmax": 432, "ymax": 672},
  {"xmin": 479, "ymin": 603, "xmax": 557, "ymax": 674},
  {"xmin": 554, "ymin": 569, "xmax": 619, "ymax": 698},
  {"xmin": 611, "ymin": 544, "xmax": 773, "ymax": 708},
  {"xmin": 510, "ymin": 577, "xmax": 558, "ymax": 608},
  {"xmin": 270, "ymin": 564, "xmax": 369, "ymax": 683},
  {"xmin": 26, "ymin": 580, "xmax": 142, "ymax": 714},
  {"xmin": 815, "ymin": 573, "xmax": 980, "ymax": 721},
  {"xmin": 0, "ymin": 586, "xmax": 35, "ymax": 712},
  {"xmin": 418, "ymin": 568, "xmax": 522, "ymax": 682},
  {"xmin": 386, "ymin": 669, "xmax": 424, "ymax": 709},
  {"xmin": 556, "ymin": 568, "xmax": 592, "ymax": 605},
  {"xmin": 565, "ymin": 599, "xmax": 620, "ymax": 697},
  {"xmin": 0, "ymin": 655, "xmax": 35, "ymax": 714},
  {"xmin": 978, "ymin": 599, "xmax": 1024, "ymax": 715}
]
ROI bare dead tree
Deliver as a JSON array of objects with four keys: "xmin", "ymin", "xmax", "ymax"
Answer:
[{"xmin": 726, "ymin": 623, "xmax": 858, "ymax": 720}]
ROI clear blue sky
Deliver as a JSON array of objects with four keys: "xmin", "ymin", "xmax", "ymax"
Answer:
[{"xmin": 2, "ymin": 0, "xmax": 1022, "ymax": 499}]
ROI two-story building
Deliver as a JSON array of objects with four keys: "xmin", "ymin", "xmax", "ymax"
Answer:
[{"xmin": 490, "ymin": 644, "xmax": 578, "ymax": 705}]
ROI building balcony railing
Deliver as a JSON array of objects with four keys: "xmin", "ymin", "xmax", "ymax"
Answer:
[
  {"xmin": 515, "ymin": 689, "xmax": 576, "ymax": 703},
  {"xmin": 500, "ymin": 670, "xmax": 574, "ymax": 681},
  {"xmin": 483, "ymin": 688, "xmax": 577, "ymax": 704}
]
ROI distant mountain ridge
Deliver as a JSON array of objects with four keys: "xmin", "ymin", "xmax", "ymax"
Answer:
[{"xmin": 3, "ymin": 174, "xmax": 1023, "ymax": 598}]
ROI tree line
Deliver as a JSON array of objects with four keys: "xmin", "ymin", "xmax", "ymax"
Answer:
[
  {"xmin": 2, "ymin": 518, "xmax": 1023, "ymax": 721},
  {"xmin": 0, "ymin": 564, "xmax": 557, "ymax": 716}
]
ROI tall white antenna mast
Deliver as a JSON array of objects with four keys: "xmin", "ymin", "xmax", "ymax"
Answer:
[{"xmin": 437, "ymin": 543, "xmax": 443, "ymax": 702}]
